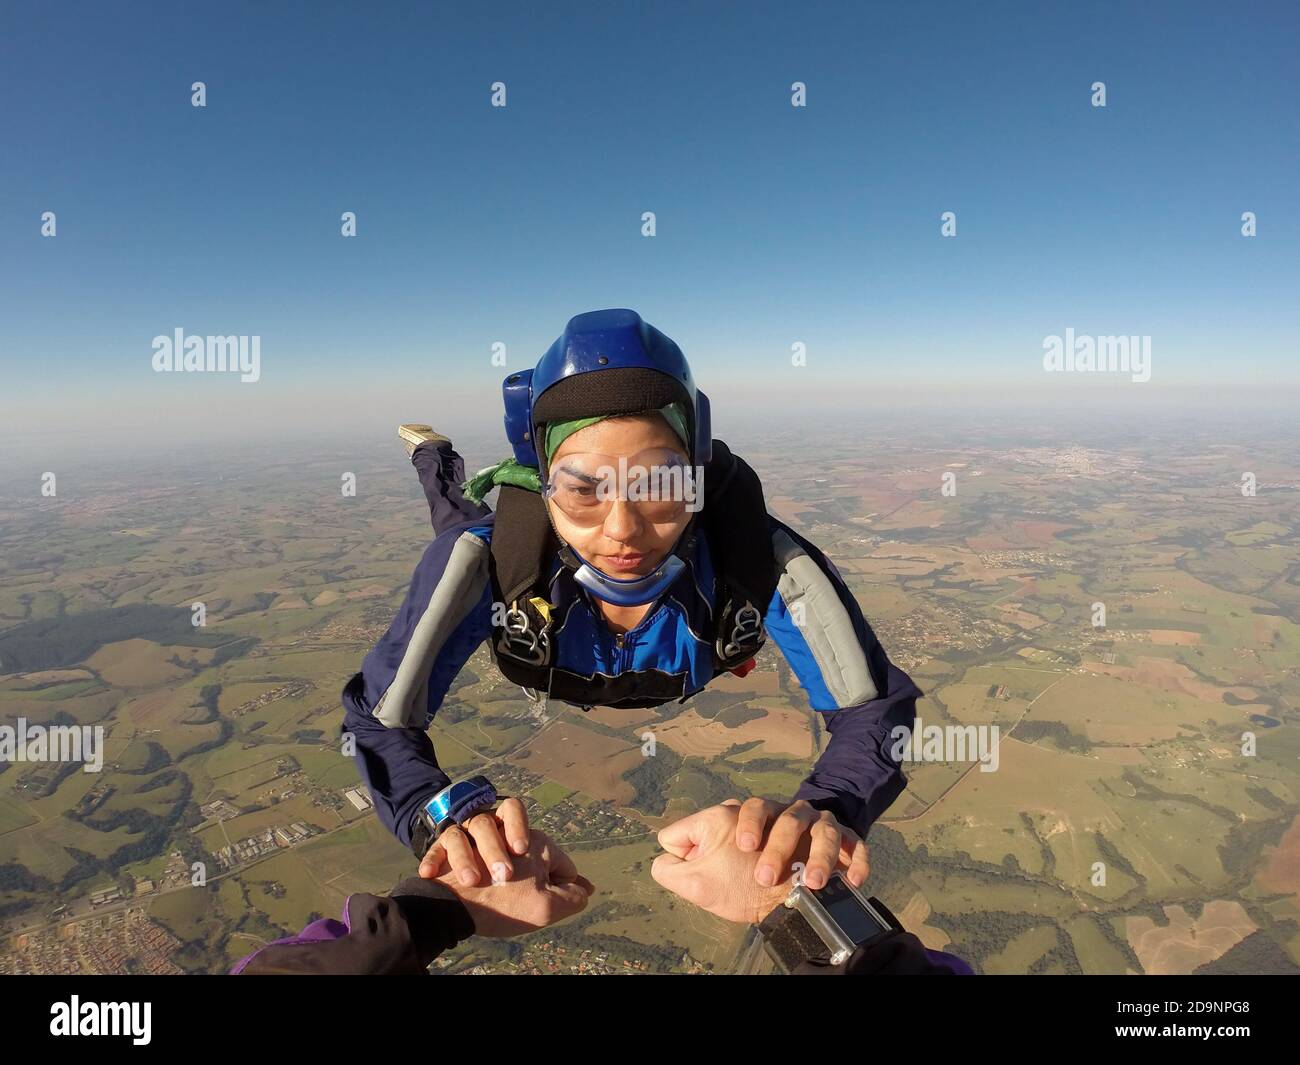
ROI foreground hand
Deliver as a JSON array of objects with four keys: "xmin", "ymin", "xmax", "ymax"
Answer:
[
  {"xmin": 651, "ymin": 804, "xmax": 803, "ymax": 924},
  {"xmin": 437, "ymin": 828, "xmax": 594, "ymax": 937},
  {"xmin": 419, "ymin": 796, "xmax": 531, "ymax": 884},
  {"xmin": 733, "ymin": 797, "xmax": 869, "ymax": 889}
]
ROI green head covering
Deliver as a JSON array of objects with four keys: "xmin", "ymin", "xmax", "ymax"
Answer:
[{"xmin": 462, "ymin": 402, "xmax": 690, "ymax": 505}]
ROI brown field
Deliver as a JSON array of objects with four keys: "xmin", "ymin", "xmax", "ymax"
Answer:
[
  {"xmin": 894, "ymin": 737, "xmax": 1129, "ymax": 882},
  {"xmin": 997, "ymin": 604, "xmax": 1045, "ymax": 630},
  {"xmin": 1256, "ymin": 812, "xmax": 1300, "ymax": 902},
  {"xmin": 873, "ymin": 500, "xmax": 949, "ymax": 530},
  {"xmin": 582, "ymin": 706, "xmax": 658, "ymax": 730},
  {"xmin": 849, "ymin": 556, "xmax": 944, "ymax": 577},
  {"xmin": 83, "ymin": 639, "xmax": 190, "ymax": 689},
  {"xmin": 1031, "ymin": 674, "xmax": 1201, "ymax": 745},
  {"xmin": 1126, "ymin": 901, "xmax": 1257, "ymax": 975},
  {"xmin": 1090, "ymin": 747, "xmax": 1147, "ymax": 765},
  {"xmin": 858, "ymin": 543, "xmax": 1028, "ymax": 585},
  {"xmin": 1016, "ymin": 520, "xmax": 1073, "ymax": 545},
  {"xmin": 120, "ymin": 686, "xmax": 203, "ymax": 726},
  {"xmin": 521, "ymin": 722, "xmax": 642, "ymax": 805},
  {"xmin": 897, "ymin": 890, "xmax": 952, "ymax": 951},
  {"xmin": 654, "ymin": 705, "xmax": 812, "ymax": 760},
  {"xmin": 706, "ymin": 669, "xmax": 781, "ymax": 696},
  {"xmin": 1147, "ymin": 630, "xmax": 1203, "ymax": 646},
  {"xmin": 766, "ymin": 495, "xmax": 816, "ymax": 526},
  {"xmin": 964, "ymin": 532, "xmax": 1021, "ymax": 552},
  {"xmin": 1081, "ymin": 657, "xmax": 1258, "ymax": 704},
  {"xmin": 345, "ymin": 583, "xmax": 391, "ymax": 600}
]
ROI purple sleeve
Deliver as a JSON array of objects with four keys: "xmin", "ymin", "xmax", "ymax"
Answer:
[
  {"xmin": 229, "ymin": 913, "xmax": 352, "ymax": 974},
  {"xmin": 229, "ymin": 880, "xmax": 476, "ymax": 975}
]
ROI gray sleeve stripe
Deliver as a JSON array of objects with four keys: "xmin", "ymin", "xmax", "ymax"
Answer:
[
  {"xmin": 374, "ymin": 532, "xmax": 491, "ymax": 729},
  {"xmin": 772, "ymin": 529, "xmax": 878, "ymax": 708}
]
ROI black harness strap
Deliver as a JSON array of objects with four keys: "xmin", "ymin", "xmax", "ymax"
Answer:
[
  {"xmin": 488, "ymin": 485, "xmax": 559, "ymax": 689},
  {"xmin": 699, "ymin": 441, "xmax": 778, "ymax": 670}
]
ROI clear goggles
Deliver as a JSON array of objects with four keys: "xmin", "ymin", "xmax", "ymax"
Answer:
[{"xmin": 541, "ymin": 447, "xmax": 703, "ymax": 526}]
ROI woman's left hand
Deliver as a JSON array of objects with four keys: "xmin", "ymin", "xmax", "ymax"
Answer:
[{"xmin": 731, "ymin": 797, "xmax": 870, "ymax": 890}]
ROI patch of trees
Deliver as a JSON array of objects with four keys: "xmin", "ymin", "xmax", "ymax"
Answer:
[
  {"xmin": 176, "ymin": 718, "xmax": 233, "ymax": 762},
  {"xmin": 1218, "ymin": 815, "xmax": 1290, "ymax": 880},
  {"xmin": 923, "ymin": 909, "xmax": 1045, "ymax": 972},
  {"xmin": 1121, "ymin": 768, "xmax": 1236, "ymax": 821},
  {"xmin": 859, "ymin": 824, "xmax": 924, "ymax": 885},
  {"xmin": 1091, "ymin": 912, "xmax": 1143, "ymax": 970},
  {"xmin": 677, "ymin": 764, "xmax": 739, "ymax": 809},
  {"xmin": 28, "ymin": 758, "xmax": 85, "ymax": 799},
  {"xmin": 195, "ymin": 685, "xmax": 222, "ymax": 721},
  {"xmin": 622, "ymin": 746, "xmax": 684, "ymax": 816},
  {"xmin": 1015, "ymin": 720, "xmax": 1091, "ymax": 752},
  {"xmin": 717, "ymin": 704, "xmax": 764, "ymax": 728},
  {"xmin": 438, "ymin": 700, "xmax": 474, "ymax": 724},
  {"xmin": 210, "ymin": 637, "xmax": 259, "ymax": 667},
  {"xmin": 1094, "ymin": 833, "xmax": 1144, "ymax": 888},
  {"xmin": 1194, "ymin": 931, "xmax": 1300, "ymax": 975},
  {"xmin": 1026, "ymin": 927, "xmax": 1083, "ymax": 975},
  {"xmin": 0, "ymin": 604, "xmax": 238, "ymax": 672},
  {"xmin": 0, "ymin": 862, "xmax": 53, "ymax": 893},
  {"xmin": 57, "ymin": 774, "xmax": 196, "ymax": 891},
  {"xmin": 120, "ymin": 741, "xmax": 171, "ymax": 775},
  {"xmin": 1244, "ymin": 785, "xmax": 1288, "ymax": 812},
  {"xmin": 726, "ymin": 755, "xmax": 799, "ymax": 774},
  {"xmin": 449, "ymin": 668, "xmax": 480, "ymax": 693},
  {"xmin": 57, "ymin": 847, "xmax": 104, "ymax": 892},
  {"xmin": 136, "ymin": 768, "xmax": 187, "ymax": 794},
  {"xmin": 1019, "ymin": 812, "xmax": 1055, "ymax": 877},
  {"xmin": 684, "ymin": 689, "xmax": 746, "ymax": 716}
]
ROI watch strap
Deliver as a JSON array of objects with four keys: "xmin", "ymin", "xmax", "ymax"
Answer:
[
  {"xmin": 758, "ymin": 903, "xmax": 831, "ymax": 973},
  {"xmin": 409, "ymin": 813, "xmax": 435, "ymax": 862}
]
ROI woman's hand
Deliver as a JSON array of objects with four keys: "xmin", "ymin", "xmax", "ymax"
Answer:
[
  {"xmin": 732, "ymin": 797, "xmax": 870, "ymax": 889},
  {"xmin": 418, "ymin": 796, "xmax": 531, "ymax": 884}
]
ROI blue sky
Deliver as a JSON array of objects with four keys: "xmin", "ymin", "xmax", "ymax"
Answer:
[{"xmin": 1, "ymin": 0, "xmax": 1297, "ymax": 449}]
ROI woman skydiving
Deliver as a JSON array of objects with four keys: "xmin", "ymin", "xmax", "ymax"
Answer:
[{"xmin": 341, "ymin": 308, "xmax": 921, "ymax": 896}]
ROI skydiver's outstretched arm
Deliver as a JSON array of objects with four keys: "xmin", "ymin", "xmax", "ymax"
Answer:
[{"xmin": 757, "ymin": 518, "xmax": 921, "ymax": 862}]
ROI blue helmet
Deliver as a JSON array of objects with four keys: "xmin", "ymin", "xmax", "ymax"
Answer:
[{"xmin": 503, "ymin": 308, "xmax": 711, "ymax": 473}]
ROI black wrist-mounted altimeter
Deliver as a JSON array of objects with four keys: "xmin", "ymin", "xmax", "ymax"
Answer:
[{"xmin": 408, "ymin": 776, "xmax": 498, "ymax": 861}]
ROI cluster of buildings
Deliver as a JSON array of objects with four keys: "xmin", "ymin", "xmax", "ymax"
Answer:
[
  {"xmin": 530, "ymin": 796, "xmax": 641, "ymax": 843},
  {"xmin": 342, "ymin": 786, "xmax": 373, "ymax": 811},
  {"xmin": 199, "ymin": 798, "xmax": 242, "ymax": 821},
  {"xmin": 452, "ymin": 941, "xmax": 705, "ymax": 976},
  {"xmin": 214, "ymin": 821, "xmax": 318, "ymax": 870},
  {"xmin": 3, "ymin": 907, "xmax": 183, "ymax": 975},
  {"xmin": 87, "ymin": 886, "xmax": 126, "ymax": 908},
  {"xmin": 229, "ymin": 680, "xmax": 314, "ymax": 717}
]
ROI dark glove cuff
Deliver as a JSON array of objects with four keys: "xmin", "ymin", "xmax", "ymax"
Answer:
[{"xmin": 391, "ymin": 877, "xmax": 477, "ymax": 962}]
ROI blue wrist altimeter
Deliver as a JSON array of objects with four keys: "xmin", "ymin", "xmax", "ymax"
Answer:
[{"xmin": 419, "ymin": 775, "xmax": 498, "ymax": 839}]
